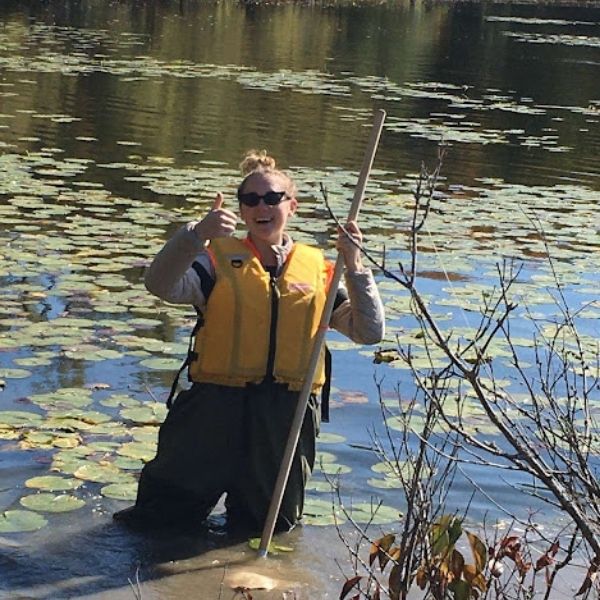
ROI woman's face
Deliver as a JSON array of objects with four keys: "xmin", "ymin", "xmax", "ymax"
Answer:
[{"xmin": 239, "ymin": 172, "xmax": 297, "ymax": 247}]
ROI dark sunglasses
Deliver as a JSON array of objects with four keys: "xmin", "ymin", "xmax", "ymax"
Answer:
[{"xmin": 237, "ymin": 190, "xmax": 290, "ymax": 207}]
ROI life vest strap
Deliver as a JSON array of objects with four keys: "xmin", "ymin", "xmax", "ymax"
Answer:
[
  {"xmin": 166, "ymin": 310, "xmax": 204, "ymax": 409},
  {"xmin": 321, "ymin": 345, "xmax": 332, "ymax": 423}
]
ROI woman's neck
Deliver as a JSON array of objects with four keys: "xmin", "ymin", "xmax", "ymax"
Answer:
[{"xmin": 247, "ymin": 233, "xmax": 282, "ymax": 266}]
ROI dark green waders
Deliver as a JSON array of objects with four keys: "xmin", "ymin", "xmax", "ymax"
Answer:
[{"xmin": 115, "ymin": 381, "xmax": 319, "ymax": 532}]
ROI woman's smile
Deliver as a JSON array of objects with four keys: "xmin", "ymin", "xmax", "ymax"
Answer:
[{"xmin": 239, "ymin": 172, "xmax": 297, "ymax": 250}]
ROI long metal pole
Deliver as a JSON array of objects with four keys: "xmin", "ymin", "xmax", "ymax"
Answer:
[{"xmin": 258, "ymin": 109, "xmax": 386, "ymax": 557}]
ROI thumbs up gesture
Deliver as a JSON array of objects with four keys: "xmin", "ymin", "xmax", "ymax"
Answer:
[{"xmin": 194, "ymin": 192, "xmax": 238, "ymax": 241}]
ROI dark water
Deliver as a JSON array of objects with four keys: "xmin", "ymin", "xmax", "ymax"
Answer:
[
  {"xmin": 1, "ymin": 0, "xmax": 599, "ymax": 183},
  {"xmin": 0, "ymin": 1, "xmax": 598, "ymax": 598}
]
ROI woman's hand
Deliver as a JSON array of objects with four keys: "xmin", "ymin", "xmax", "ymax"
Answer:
[
  {"xmin": 337, "ymin": 220, "xmax": 364, "ymax": 273},
  {"xmin": 194, "ymin": 193, "xmax": 238, "ymax": 242}
]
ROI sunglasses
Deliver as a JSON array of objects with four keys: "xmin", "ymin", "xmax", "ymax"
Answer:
[{"xmin": 237, "ymin": 190, "xmax": 290, "ymax": 207}]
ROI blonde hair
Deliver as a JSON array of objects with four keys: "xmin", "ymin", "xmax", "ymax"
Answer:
[
  {"xmin": 238, "ymin": 149, "xmax": 296, "ymax": 197},
  {"xmin": 239, "ymin": 149, "xmax": 276, "ymax": 175}
]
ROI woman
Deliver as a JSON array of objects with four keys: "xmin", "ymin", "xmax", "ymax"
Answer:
[{"xmin": 115, "ymin": 150, "xmax": 385, "ymax": 532}]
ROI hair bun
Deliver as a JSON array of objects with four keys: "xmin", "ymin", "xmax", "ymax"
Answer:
[{"xmin": 239, "ymin": 149, "xmax": 276, "ymax": 176}]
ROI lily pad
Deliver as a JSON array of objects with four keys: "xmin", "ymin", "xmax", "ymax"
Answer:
[
  {"xmin": 114, "ymin": 456, "xmax": 145, "ymax": 470},
  {"xmin": 20, "ymin": 493, "xmax": 85, "ymax": 513},
  {"xmin": 64, "ymin": 346, "xmax": 124, "ymax": 361},
  {"xmin": 139, "ymin": 357, "xmax": 183, "ymax": 370},
  {"xmin": 29, "ymin": 388, "xmax": 93, "ymax": 409},
  {"xmin": 305, "ymin": 480, "xmax": 333, "ymax": 492},
  {"xmin": 73, "ymin": 462, "xmax": 134, "ymax": 484},
  {"xmin": 302, "ymin": 512, "xmax": 347, "ymax": 526},
  {"xmin": 116, "ymin": 441, "xmax": 156, "ymax": 462},
  {"xmin": 47, "ymin": 409, "xmax": 111, "ymax": 425},
  {"xmin": 130, "ymin": 426, "xmax": 159, "ymax": 443},
  {"xmin": 0, "ymin": 411, "xmax": 43, "ymax": 427},
  {"xmin": 316, "ymin": 451, "xmax": 337, "ymax": 464},
  {"xmin": 0, "ymin": 368, "xmax": 32, "ymax": 379},
  {"xmin": 100, "ymin": 482, "xmax": 138, "ymax": 501},
  {"xmin": 19, "ymin": 431, "xmax": 55, "ymax": 449},
  {"xmin": 100, "ymin": 394, "xmax": 140, "ymax": 408},
  {"xmin": 120, "ymin": 403, "xmax": 166, "ymax": 424},
  {"xmin": 25, "ymin": 476, "xmax": 83, "ymax": 491},
  {"xmin": 0, "ymin": 510, "xmax": 47, "ymax": 533},
  {"xmin": 348, "ymin": 502, "xmax": 401, "ymax": 525},
  {"xmin": 315, "ymin": 462, "xmax": 352, "ymax": 475},
  {"xmin": 302, "ymin": 497, "xmax": 346, "ymax": 526},
  {"xmin": 367, "ymin": 477, "xmax": 403, "ymax": 490},
  {"xmin": 13, "ymin": 356, "xmax": 53, "ymax": 367},
  {"xmin": 0, "ymin": 427, "xmax": 19, "ymax": 440},
  {"xmin": 318, "ymin": 432, "xmax": 346, "ymax": 444},
  {"xmin": 248, "ymin": 537, "xmax": 294, "ymax": 554},
  {"xmin": 87, "ymin": 441, "xmax": 120, "ymax": 452}
]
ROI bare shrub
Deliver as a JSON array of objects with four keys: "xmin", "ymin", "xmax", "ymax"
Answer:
[{"xmin": 324, "ymin": 149, "xmax": 600, "ymax": 599}]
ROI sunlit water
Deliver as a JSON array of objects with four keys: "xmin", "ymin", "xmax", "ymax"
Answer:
[{"xmin": 0, "ymin": 0, "xmax": 599, "ymax": 597}]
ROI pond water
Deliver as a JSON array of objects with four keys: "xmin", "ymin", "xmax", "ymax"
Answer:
[{"xmin": 0, "ymin": 0, "xmax": 599, "ymax": 598}]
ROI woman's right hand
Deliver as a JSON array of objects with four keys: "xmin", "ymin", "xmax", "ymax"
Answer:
[{"xmin": 194, "ymin": 192, "xmax": 237, "ymax": 241}]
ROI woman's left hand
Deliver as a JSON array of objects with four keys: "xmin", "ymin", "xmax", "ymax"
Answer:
[{"xmin": 336, "ymin": 220, "xmax": 364, "ymax": 273}]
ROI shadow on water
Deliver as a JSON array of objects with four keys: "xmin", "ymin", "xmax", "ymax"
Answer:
[{"xmin": 0, "ymin": 507, "xmax": 334, "ymax": 599}]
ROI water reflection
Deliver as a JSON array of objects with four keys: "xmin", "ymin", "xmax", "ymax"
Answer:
[{"xmin": 0, "ymin": 0, "xmax": 597, "ymax": 184}]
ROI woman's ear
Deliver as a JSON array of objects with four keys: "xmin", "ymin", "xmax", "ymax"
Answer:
[{"xmin": 289, "ymin": 197, "xmax": 298, "ymax": 216}]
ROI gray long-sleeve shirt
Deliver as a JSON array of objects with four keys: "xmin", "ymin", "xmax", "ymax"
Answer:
[{"xmin": 145, "ymin": 223, "xmax": 385, "ymax": 345}]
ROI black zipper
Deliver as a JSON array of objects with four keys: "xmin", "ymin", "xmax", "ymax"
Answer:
[{"xmin": 265, "ymin": 274, "xmax": 280, "ymax": 381}]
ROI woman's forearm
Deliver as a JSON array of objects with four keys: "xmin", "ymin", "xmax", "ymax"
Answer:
[
  {"xmin": 330, "ymin": 270, "xmax": 385, "ymax": 345},
  {"xmin": 144, "ymin": 222, "xmax": 208, "ymax": 306}
]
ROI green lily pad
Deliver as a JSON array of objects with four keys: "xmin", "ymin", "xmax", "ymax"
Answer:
[
  {"xmin": 42, "ymin": 417, "xmax": 94, "ymax": 432},
  {"xmin": 73, "ymin": 462, "xmax": 134, "ymax": 484},
  {"xmin": 47, "ymin": 410, "xmax": 112, "ymax": 425},
  {"xmin": 120, "ymin": 403, "xmax": 167, "ymax": 424},
  {"xmin": 370, "ymin": 460, "xmax": 429, "ymax": 480},
  {"xmin": 87, "ymin": 422, "xmax": 129, "ymax": 436},
  {"xmin": 64, "ymin": 346, "xmax": 124, "ymax": 361},
  {"xmin": 52, "ymin": 435, "xmax": 82, "ymax": 449},
  {"xmin": 130, "ymin": 318, "xmax": 163, "ymax": 327},
  {"xmin": 20, "ymin": 493, "xmax": 85, "ymax": 513},
  {"xmin": 130, "ymin": 426, "xmax": 159, "ymax": 443},
  {"xmin": 116, "ymin": 441, "xmax": 156, "ymax": 461},
  {"xmin": 318, "ymin": 432, "xmax": 346, "ymax": 444},
  {"xmin": 19, "ymin": 431, "xmax": 55, "ymax": 449},
  {"xmin": 114, "ymin": 456, "xmax": 145, "ymax": 470},
  {"xmin": 314, "ymin": 462, "xmax": 352, "ymax": 475},
  {"xmin": 87, "ymin": 441, "xmax": 120, "ymax": 452},
  {"xmin": 348, "ymin": 502, "xmax": 401, "ymax": 525},
  {"xmin": 25, "ymin": 476, "xmax": 83, "ymax": 491},
  {"xmin": 13, "ymin": 356, "xmax": 53, "ymax": 367},
  {"xmin": 316, "ymin": 451, "xmax": 337, "ymax": 464},
  {"xmin": 100, "ymin": 394, "xmax": 140, "ymax": 408},
  {"xmin": 0, "ymin": 368, "xmax": 32, "ymax": 379},
  {"xmin": 29, "ymin": 388, "xmax": 93, "ymax": 409},
  {"xmin": 139, "ymin": 357, "xmax": 182, "ymax": 370},
  {"xmin": 248, "ymin": 537, "xmax": 294, "ymax": 554},
  {"xmin": 305, "ymin": 480, "xmax": 333, "ymax": 492},
  {"xmin": 50, "ymin": 455, "xmax": 89, "ymax": 476},
  {"xmin": 0, "ymin": 427, "xmax": 19, "ymax": 440},
  {"xmin": 0, "ymin": 510, "xmax": 47, "ymax": 533},
  {"xmin": 367, "ymin": 477, "xmax": 403, "ymax": 490},
  {"xmin": 100, "ymin": 482, "xmax": 138, "ymax": 501},
  {"xmin": 302, "ymin": 497, "xmax": 347, "ymax": 526},
  {"xmin": 0, "ymin": 411, "xmax": 43, "ymax": 427}
]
